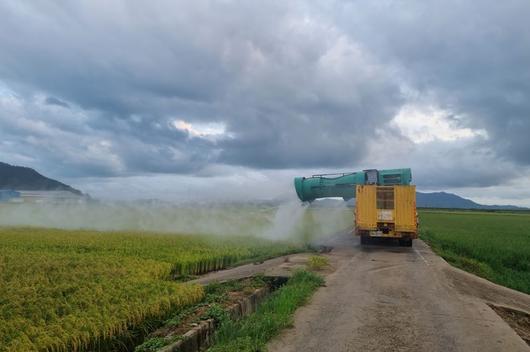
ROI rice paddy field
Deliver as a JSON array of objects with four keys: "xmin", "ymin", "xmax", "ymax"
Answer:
[
  {"xmin": 12, "ymin": 205, "xmax": 530, "ymax": 350},
  {"xmin": 0, "ymin": 227, "xmax": 303, "ymax": 352},
  {"xmin": 419, "ymin": 210, "xmax": 530, "ymax": 294}
]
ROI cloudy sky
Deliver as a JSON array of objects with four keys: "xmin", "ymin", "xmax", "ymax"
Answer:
[{"xmin": 1, "ymin": 1, "xmax": 529, "ymax": 205}]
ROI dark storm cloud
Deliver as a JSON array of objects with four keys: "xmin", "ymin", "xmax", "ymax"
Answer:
[
  {"xmin": 0, "ymin": 0, "xmax": 529, "ymax": 192},
  {"xmin": 331, "ymin": 0, "xmax": 530, "ymax": 167},
  {"xmin": 0, "ymin": 0, "xmax": 403, "ymax": 176},
  {"xmin": 45, "ymin": 97, "xmax": 70, "ymax": 108}
]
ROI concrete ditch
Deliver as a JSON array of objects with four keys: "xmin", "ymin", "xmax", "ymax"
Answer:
[{"xmin": 158, "ymin": 277, "xmax": 288, "ymax": 352}]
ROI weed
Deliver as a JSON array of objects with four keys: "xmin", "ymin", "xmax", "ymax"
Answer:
[
  {"xmin": 134, "ymin": 335, "xmax": 182, "ymax": 352},
  {"xmin": 308, "ymin": 255, "xmax": 329, "ymax": 270},
  {"xmin": 201, "ymin": 304, "xmax": 230, "ymax": 325},
  {"xmin": 134, "ymin": 337, "xmax": 168, "ymax": 352},
  {"xmin": 208, "ymin": 270, "xmax": 323, "ymax": 352}
]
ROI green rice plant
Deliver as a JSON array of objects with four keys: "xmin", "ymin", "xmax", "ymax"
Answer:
[{"xmin": 419, "ymin": 210, "xmax": 530, "ymax": 294}]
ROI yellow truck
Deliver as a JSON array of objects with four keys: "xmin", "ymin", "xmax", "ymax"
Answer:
[
  {"xmin": 294, "ymin": 168, "xmax": 418, "ymax": 246},
  {"xmin": 355, "ymin": 185, "xmax": 418, "ymax": 246}
]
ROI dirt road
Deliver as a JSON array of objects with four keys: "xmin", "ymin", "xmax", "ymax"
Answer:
[
  {"xmin": 268, "ymin": 233, "xmax": 530, "ymax": 352},
  {"xmin": 189, "ymin": 253, "xmax": 312, "ymax": 285}
]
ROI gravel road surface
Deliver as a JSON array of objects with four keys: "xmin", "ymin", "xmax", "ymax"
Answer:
[{"xmin": 268, "ymin": 233, "xmax": 530, "ymax": 352}]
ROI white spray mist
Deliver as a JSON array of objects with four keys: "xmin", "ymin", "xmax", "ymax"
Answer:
[
  {"xmin": 261, "ymin": 200, "xmax": 308, "ymax": 240},
  {"xmin": 0, "ymin": 199, "xmax": 353, "ymax": 241}
]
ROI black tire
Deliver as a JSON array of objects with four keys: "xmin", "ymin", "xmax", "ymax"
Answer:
[
  {"xmin": 360, "ymin": 235, "xmax": 370, "ymax": 245},
  {"xmin": 399, "ymin": 238, "xmax": 413, "ymax": 247}
]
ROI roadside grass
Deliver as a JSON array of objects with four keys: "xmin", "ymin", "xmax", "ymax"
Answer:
[
  {"xmin": 208, "ymin": 270, "xmax": 324, "ymax": 352},
  {"xmin": 419, "ymin": 210, "xmax": 530, "ymax": 294},
  {"xmin": 307, "ymin": 255, "xmax": 329, "ymax": 270}
]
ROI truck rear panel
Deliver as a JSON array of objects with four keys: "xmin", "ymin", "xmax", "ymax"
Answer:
[
  {"xmin": 394, "ymin": 185, "xmax": 417, "ymax": 233},
  {"xmin": 355, "ymin": 185, "xmax": 417, "ymax": 241},
  {"xmin": 355, "ymin": 185, "xmax": 377, "ymax": 230}
]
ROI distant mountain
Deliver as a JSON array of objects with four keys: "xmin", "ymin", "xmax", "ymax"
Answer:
[
  {"xmin": 307, "ymin": 191, "xmax": 527, "ymax": 210},
  {"xmin": 0, "ymin": 162, "xmax": 82, "ymax": 195},
  {"xmin": 416, "ymin": 191, "xmax": 527, "ymax": 210}
]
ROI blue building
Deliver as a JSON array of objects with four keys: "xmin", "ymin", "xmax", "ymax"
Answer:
[{"xmin": 0, "ymin": 190, "xmax": 21, "ymax": 202}]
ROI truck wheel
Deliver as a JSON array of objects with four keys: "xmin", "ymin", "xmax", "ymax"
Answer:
[
  {"xmin": 399, "ymin": 238, "xmax": 412, "ymax": 247},
  {"xmin": 360, "ymin": 235, "xmax": 370, "ymax": 245}
]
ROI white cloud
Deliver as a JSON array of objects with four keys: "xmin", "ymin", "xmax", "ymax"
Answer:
[
  {"xmin": 172, "ymin": 119, "xmax": 228, "ymax": 140},
  {"xmin": 392, "ymin": 104, "xmax": 488, "ymax": 143}
]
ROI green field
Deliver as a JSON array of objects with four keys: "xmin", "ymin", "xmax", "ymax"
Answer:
[
  {"xmin": 0, "ymin": 227, "xmax": 301, "ymax": 352},
  {"xmin": 8, "ymin": 207, "xmax": 528, "ymax": 350},
  {"xmin": 419, "ymin": 210, "xmax": 530, "ymax": 294}
]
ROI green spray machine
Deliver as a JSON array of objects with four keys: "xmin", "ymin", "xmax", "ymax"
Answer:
[
  {"xmin": 294, "ymin": 168, "xmax": 417, "ymax": 246},
  {"xmin": 294, "ymin": 168, "xmax": 412, "ymax": 202}
]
